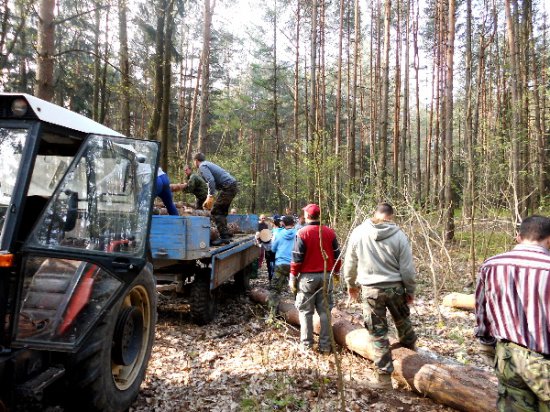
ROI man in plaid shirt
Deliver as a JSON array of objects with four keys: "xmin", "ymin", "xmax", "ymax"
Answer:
[{"xmin": 475, "ymin": 215, "xmax": 550, "ymax": 412}]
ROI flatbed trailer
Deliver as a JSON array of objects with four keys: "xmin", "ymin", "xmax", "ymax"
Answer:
[{"xmin": 149, "ymin": 214, "xmax": 259, "ymax": 324}]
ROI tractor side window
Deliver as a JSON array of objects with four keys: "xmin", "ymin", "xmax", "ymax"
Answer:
[
  {"xmin": 27, "ymin": 136, "xmax": 158, "ymax": 257},
  {"xmin": 0, "ymin": 128, "xmax": 27, "ymax": 244}
]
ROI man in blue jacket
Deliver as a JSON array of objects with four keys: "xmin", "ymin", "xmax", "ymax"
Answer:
[{"xmin": 267, "ymin": 215, "xmax": 297, "ymax": 317}]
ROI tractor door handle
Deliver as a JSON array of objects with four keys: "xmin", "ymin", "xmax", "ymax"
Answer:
[{"xmin": 112, "ymin": 259, "xmax": 134, "ymax": 271}]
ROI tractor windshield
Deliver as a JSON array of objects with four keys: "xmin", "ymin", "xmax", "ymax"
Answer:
[{"xmin": 0, "ymin": 127, "xmax": 27, "ymax": 244}]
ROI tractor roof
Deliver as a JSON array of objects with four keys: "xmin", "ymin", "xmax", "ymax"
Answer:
[{"xmin": 0, "ymin": 93, "xmax": 124, "ymax": 137}]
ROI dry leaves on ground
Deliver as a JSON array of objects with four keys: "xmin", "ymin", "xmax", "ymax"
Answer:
[{"xmin": 130, "ymin": 272, "xmax": 485, "ymax": 412}]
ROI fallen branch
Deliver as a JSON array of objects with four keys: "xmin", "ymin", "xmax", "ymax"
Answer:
[{"xmin": 250, "ymin": 287, "xmax": 497, "ymax": 412}]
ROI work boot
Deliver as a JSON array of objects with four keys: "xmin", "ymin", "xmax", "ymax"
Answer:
[
  {"xmin": 366, "ymin": 370, "xmax": 393, "ymax": 390},
  {"xmin": 211, "ymin": 237, "xmax": 231, "ymax": 246}
]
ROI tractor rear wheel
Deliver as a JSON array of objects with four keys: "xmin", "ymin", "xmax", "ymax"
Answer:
[{"xmin": 66, "ymin": 266, "xmax": 156, "ymax": 412}]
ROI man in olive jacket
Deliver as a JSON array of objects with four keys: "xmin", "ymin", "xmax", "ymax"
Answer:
[
  {"xmin": 344, "ymin": 202, "xmax": 417, "ymax": 389},
  {"xmin": 170, "ymin": 165, "xmax": 208, "ymax": 210}
]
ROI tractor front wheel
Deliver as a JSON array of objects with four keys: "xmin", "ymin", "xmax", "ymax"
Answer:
[{"xmin": 66, "ymin": 266, "xmax": 156, "ymax": 412}]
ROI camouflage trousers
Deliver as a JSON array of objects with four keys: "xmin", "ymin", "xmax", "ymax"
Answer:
[
  {"xmin": 267, "ymin": 264, "xmax": 290, "ymax": 315},
  {"xmin": 495, "ymin": 341, "xmax": 550, "ymax": 412},
  {"xmin": 211, "ymin": 182, "xmax": 238, "ymax": 238},
  {"xmin": 295, "ymin": 273, "xmax": 333, "ymax": 351},
  {"xmin": 361, "ymin": 285, "xmax": 417, "ymax": 374}
]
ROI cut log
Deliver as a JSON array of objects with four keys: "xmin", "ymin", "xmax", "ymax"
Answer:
[
  {"xmin": 250, "ymin": 287, "xmax": 497, "ymax": 412},
  {"xmin": 442, "ymin": 293, "xmax": 475, "ymax": 310}
]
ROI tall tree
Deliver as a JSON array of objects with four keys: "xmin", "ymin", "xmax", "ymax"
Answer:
[
  {"xmin": 119, "ymin": 0, "xmax": 131, "ymax": 136},
  {"xmin": 148, "ymin": 0, "xmax": 166, "ymax": 140},
  {"xmin": 442, "ymin": 0, "xmax": 456, "ymax": 241},
  {"xmin": 376, "ymin": 0, "xmax": 391, "ymax": 198},
  {"xmin": 197, "ymin": 0, "xmax": 214, "ymax": 153},
  {"xmin": 36, "ymin": 0, "xmax": 55, "ymax": 101}
]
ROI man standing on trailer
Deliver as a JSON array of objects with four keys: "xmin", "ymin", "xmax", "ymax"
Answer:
[{"xmin": 193, "ymin": 152, "xmax": 238, "ymax": 246}]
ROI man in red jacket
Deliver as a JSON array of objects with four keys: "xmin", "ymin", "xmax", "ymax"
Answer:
[{"xmin": 289, "ymin": 204, "xmax": 341, "ymax": 353}]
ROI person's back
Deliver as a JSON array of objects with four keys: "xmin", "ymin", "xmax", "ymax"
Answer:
[
  {"xmin": 345, "ymin": 218, "xmax": 415, "ymax": 293},
  {"xmin": 475, "ymin": 215, "xmax": 550, "ymax": 411},
  {"xmin": 344, "ymin": 203, "xmax": 417, "ymax": 389},
  {"xmin": 193, "ymin": 153, "xmax": 238, "ymax": 245},
  {"xmin": 267, "ymin": 216, "xmax": 297, "ymax": 317},
  {"xmin": 198, "ymin": 160, "xmax": 236, "ymax": 194},
  {"xmin": 272, "ymin": 224, "xmax": 296, "ymax": 266}
]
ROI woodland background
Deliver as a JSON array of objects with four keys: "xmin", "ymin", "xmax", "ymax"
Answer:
[{"xmin": 1, "ymin": 0, "xmax": 549, "ymax": 278}]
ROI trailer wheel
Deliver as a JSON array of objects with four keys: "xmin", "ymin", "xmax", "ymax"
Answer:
[
  {"xmin": 190, "ymin": 274, "xmax": 217, "ymax": 325},
  {"xmin": 66, "ymin": 266, "xmax": 156, "ymax": 412},
  {"xmin": 234, "ymin": 264, "xmax": 252, "ymax": 293}
]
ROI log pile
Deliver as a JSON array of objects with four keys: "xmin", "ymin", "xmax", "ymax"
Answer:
[
  {"xmin": 249, "ymin": 288, "xmax": 498, "ymax": 412},
  {"xmin": 442, "ymin": 293, "xmax": 475, "ymax": 311}
]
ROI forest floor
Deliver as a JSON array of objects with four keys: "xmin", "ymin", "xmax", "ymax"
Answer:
[{"xmin": 130, "ymin": 266, "xmax": 492, "ymax": 412}]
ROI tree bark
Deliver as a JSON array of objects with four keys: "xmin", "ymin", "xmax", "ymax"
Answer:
[
  {"xmin": 443, "ymin": 0, "xmax": 456, "ymax": 242},
  {"xmin": 148, "ymin": 0, "xmax": 166, "ymax": 141},
  {"xmin": 376, "ymin": 0, "xmax": 391, "ymax": 198},
  {"xmin": 118, "ymin": 0, "xmax": 131, "ymax": 136},
  {"xmin": 332, "ymin": 0, "xmax": 344, "ymax": 226},
  {"xmin": 250, "ymin": 288, "xmax": 498, "ymax": 412},
  {"xmin": 158, "ymin": 0, "xmax": 174, "ymax": 170},
  {"xmin": 36, "ymin": 0, "xmax": 55, "ymax": 101},
  {"xmin": 197, "ymin": 0, "xmax": 213, "ymax": 153}
]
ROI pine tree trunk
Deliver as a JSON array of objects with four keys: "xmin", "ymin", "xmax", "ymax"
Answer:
[
  {"xmin": 148, "ymin": 0, "xmax": 166, "ymax": 141},
  {"xmin": 118, "ymin": 0, "xmax": 131, "ymax": 136},
  {"xmin": 443, "ymin": 0, "xmax": 456, "ymax": 242},
  {"xmin": 36, "ymin": 0, "xmax": 55, "ymax": 101},
  {"xmin": 197, "ymin": 0, "xmax": 213, "ymax": 153}
]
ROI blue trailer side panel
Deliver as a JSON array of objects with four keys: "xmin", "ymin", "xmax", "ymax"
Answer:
[{"xmin": 150, "ymin": 215, "xmax": 210, "ymax": 260}]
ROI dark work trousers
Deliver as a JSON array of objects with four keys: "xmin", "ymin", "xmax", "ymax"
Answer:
[
  {"xmin": 211, "ymin": 182, "xmax": 238, "ymax": 238},
  {"xmin": 264, "ymin": 251, "xmax": 275, "ymax": 281}
]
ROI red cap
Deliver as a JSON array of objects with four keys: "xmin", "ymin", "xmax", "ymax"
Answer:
[{"xmin": 303, "ymin": 203, "xmax": 320, "ymax": 217}]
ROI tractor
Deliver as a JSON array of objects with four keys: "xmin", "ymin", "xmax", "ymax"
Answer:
[{"xmin": 0, "ymin": 93, "xmax": 158, "ymax": 411}]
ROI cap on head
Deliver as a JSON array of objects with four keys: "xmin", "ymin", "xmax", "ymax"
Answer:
[
  {"xmin": 282, "ymin": 215, "xmax": 294, "ymax": 226},
  {"xmin": 303, "ymin": 203, "xmax": 320, "ymax": 219},
  {"xmin": 193, "ymin": 152, "xmax": 206, "ymax": 162},
  {"xmin": 272, "ymin": 214, "xmax": 281, "ymax": 221}
]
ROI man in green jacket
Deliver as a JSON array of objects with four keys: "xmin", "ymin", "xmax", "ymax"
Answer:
[{"xmin": 171, "ymin": 165, "xmax": 208, "ymax": 210}]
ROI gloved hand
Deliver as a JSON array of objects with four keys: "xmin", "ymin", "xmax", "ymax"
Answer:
[
  {"xmin": 203, "ymin": 195, "xmax": 214, "ymax": 210},
  {"xmin": 332, "ymin": 273, "xmax": 340, "ymax": 287},
  {"xmin": 288, "ymin": 275, "xmax": 297, "ymax": 295},
  {"xmin": 477, "ymin": 339, "xmax": 496, "ymax": 366}
]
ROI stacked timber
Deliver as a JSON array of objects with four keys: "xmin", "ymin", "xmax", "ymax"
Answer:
[{"xmin": 249, "ymin": 288, "xmax": 498, "ymax": 412}]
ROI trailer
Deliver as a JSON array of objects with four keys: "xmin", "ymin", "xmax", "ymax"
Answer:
[{"xmin": 150, "ymin": 214, "xmax": 260, "ymax": 324}]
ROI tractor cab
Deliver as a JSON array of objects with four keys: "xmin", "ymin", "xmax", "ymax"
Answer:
[{"xmin": 0, "ymin": 94, "xmax": 159, "ymax": 411}]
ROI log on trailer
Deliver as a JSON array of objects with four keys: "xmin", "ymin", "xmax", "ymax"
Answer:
[
  {"xmin": 442, "ymin": 293, "xmax": 475, "ymax": 311},
  {"xmin": 250, "ymin": 288, "xmax": 498, "ymax": 412}
]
